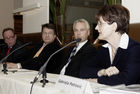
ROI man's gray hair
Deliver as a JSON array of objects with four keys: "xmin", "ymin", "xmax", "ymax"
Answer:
[{"xmin": 73, "ymin": 19, "xmax": 90, "ymax": 31}]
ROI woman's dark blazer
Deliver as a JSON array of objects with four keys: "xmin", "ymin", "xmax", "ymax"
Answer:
[{"xmin": 86, "ymin": 38, "xmax": 140, "ymax": 86}]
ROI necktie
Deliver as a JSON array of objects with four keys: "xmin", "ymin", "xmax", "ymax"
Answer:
[
  {"xmin": 60, "ymin": 45, "xmax": 78, "ymax": 74},
  {"xmin": 34, "ymin": 44, "xmax": 46, "ymax": 58},
  {"xmin": 67, "ymin": 45, "xmax": 77, "ymax": 64},
  {"xmin": 6, "ymin": 48, "xmax": 11, "ymax": 56}
]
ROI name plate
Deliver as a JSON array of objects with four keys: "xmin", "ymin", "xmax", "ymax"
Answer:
[{"xmin": 55, "ymin": 75, "xmax": 93, "ymax": 94}]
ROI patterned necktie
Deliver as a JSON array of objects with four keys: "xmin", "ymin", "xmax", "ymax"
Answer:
[
  {"xmin": 60, "ymin": 45, "xmax": 78, "ymax": 74},
  {"xmin": 67, "ymin": 45, "xmax": 77, "ymax": 64}
]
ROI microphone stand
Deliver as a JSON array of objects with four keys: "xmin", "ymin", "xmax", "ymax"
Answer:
[
  {"xmin": 31, "ymin": 38, "xmax": 81, "ymax": 87},
  {"xmin": 2, "ymin": 61, "xmax": 8, "ymax": 74},
  {"xmin": 1, "ymin": 56, "xmax": 9, "ymax": 74},
  {"xmin": 40, "ymin": 69, "xmax": 48, "ymax": 87}
]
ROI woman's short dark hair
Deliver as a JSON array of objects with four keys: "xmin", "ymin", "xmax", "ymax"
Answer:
[
  {"xmin": 96, "ymin": 4, "xmax": 130, "ymax": 34},
  {"xmin": 2, "ymin": 27, "xmax": 15, "ymax": 37},
  {"xmin": 41, "ymin": 23, "xmax": 57, "ymax": 35}
]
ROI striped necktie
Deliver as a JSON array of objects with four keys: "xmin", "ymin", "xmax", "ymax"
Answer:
[
  {"xmin": 60, "ymin": 45, "xmax": 78, "ymax": 74},
  {"xmin": 67, "ymin": 45, "xmax": 77, "ymax": 64}
]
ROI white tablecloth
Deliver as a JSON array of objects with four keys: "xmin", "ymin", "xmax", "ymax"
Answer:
[
  {"xmin": 0, "ymin": 69, "xmax": 139, "ymax": 94},
  {"xmin": 0, "ymin": 69, "xmax": 62, "ymax": 94}
]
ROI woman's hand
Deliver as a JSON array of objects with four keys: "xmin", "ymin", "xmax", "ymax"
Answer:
[{"xmin": 98, "ymin": 66, "xmax": 119, "ymax": 77}]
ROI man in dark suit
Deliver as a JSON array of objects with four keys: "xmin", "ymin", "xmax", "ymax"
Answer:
[
  {"xmin": 0, "ymin": 28, "xmax": 29, "ymax": 68},
  {"xmin": 7, "ymin": 24, "xmax": 63, "ymax": 74},
  {"xmin": 59, "ymin": 19, "xmax": 97, "ymax": 78},
  {"xmin": 86, "ymin": 5, "xmax": 140, "ymax": 86}
]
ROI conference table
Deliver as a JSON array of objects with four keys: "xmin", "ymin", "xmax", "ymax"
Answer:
[
  {"xmin": 0, "ymin": 69, "xmax": 140, "ymax": 94},
  {"xmin": 0, "ymin": 69, "xmax": 64, "ymax": 94}
]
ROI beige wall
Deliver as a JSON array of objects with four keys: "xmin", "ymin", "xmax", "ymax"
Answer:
[
  {"xmin": 122, "ymin": 0, "xmax": 140, "ymax": 23},
  {"xmin": 23, "ymin": 0, "xmax": 49, "ymax": 34},
  {"xmin": 122, "ymin": 0, "xmax": 140, "ymax": 42},
  {"xmin": 0, "ymin": 0, "xmax": 14, "ymax": 39}
]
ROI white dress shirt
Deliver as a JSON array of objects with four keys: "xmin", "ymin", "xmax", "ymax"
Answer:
[{"xmin": 102, "ymin": 33, "xmax": 129, "ymax": 64}]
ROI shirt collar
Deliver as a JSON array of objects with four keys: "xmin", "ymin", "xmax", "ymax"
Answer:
[
  {"xmin": 78, "ymin": 40, "xmax": 88, "ymax": 47},
  {"xmin": 76, "ymin": 40, "xmax": 88, "ymax": 53},
  {"xmin": 102, "ymin": 33, "xmax": 129, "ymax": 49}
]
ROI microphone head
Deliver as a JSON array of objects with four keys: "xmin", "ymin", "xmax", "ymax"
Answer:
[
  {"xmin": 75, "ymin": 38, "xmax": 81, "ymax": 42},
  {"xmin": 29, "ymin": 41, "xmax": 32, "ymax": 45},
  {"xmin": 0, "ymin": 44, "xmax": 6, "ymax": 47},
  {"xmin": 27, "ymin": 41, "xmax": 32, "ymax": 45}
]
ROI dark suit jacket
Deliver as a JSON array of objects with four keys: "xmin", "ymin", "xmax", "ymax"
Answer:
[
  {"xmin": 59, "ymin": 41, "xmax": 97, "ymax": 78},
  {"xmin": 84, "ymin": 38, "xmax": 140, "ymax": 86},
  {"xmin": 0, "ymin": 40, "xmax": 30, "ymax": 63},
  {"xmin": 21, "ymin": 39, "xmax": 63, "ymax": 74}
]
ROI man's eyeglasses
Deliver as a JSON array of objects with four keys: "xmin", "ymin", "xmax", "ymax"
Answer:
[{"xmin": 4, "ymin": 35, "xmax": 15, "ymax": 40}]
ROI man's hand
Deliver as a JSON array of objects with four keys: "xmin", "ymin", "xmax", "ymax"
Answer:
[{"xmin": 6, "ymin": 62, "xmax": 18, "ymax": 69}]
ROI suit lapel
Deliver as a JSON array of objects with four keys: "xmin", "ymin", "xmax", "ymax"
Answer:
[
  {"xmin": 104, "ymin": 48, "xmax": 112, "ymax": 66},
  {"xmin": 112, "ymin": 48, "xmax": 126, "ymax": 65},
  {"xmin": 75, "ymin": 41, "xmax": 89, "ymax": 56}
]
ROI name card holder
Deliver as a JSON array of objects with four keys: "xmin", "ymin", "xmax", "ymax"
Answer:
[{"xmin": 55, "ymin": 75, "xmax": 93, "ymax": 94}]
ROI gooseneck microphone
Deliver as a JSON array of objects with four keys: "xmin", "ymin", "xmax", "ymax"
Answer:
[
  {"xmin": 0, "ymin": 41, "xmax": 32, "ymax": 64},
  {"xmin": 0, "ymin": 44, "xmax": 6, "ymax": 47},
  {"xmin": 31, "ymin": 38, "xmax": 81, "ymax": 84}
]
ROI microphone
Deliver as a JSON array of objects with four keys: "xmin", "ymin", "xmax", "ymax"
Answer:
[
  {"xmin": 0, "ymin": 41, "xmax": 32, "ymax": 64},
  {"xmin": 32, "ymin": 38, "xmax": 81, "ymax": 83},
  {"xmin": 75, "ymin": 38, "xmax": 81, "ymax": 42},
  {"xmin": 0, "ymin": 44, "xmax": 6, "ymax": 47}
]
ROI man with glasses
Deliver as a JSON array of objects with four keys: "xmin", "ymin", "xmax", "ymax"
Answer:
[{"xmin": 0, "ymin": 28, "xmax": 29, "ymax": 68}]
